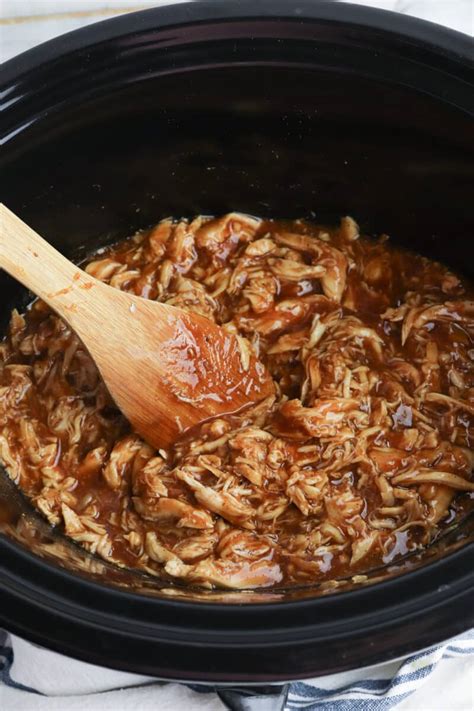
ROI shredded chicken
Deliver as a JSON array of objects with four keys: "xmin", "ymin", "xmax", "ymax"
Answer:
[{"xmin": 0, "ymin": 213, "xmax": 472, "ymax": 589}]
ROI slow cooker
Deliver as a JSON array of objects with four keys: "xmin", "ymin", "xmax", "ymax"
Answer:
[{"xmin": 1, "ymin": 0, "xmax": 473, "ymax": 704}]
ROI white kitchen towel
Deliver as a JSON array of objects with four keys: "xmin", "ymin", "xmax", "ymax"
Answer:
[{"xmin": 1, "ymin": 628, "xmax": 473, "ymax": 710}]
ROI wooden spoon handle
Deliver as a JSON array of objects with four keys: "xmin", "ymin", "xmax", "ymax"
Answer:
[{"xmin": 0, "ymin": 203, "xmax": 97, "ymax": 318}]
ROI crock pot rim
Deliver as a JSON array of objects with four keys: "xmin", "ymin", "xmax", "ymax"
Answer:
[{"xmin": 2, "ymin": 0, "xmax": 473, "ymax": 85}]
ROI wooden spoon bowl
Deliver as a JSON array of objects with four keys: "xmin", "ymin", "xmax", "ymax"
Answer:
[{"xmin": 0, "ymin": 205, "xmax": 273, "ymax": 448}]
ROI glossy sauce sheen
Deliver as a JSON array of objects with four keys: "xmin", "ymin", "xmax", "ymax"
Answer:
[
  {"xmin": 0, "ymin": 213, "xmax": 473, "ymax": 590},
  {"xmin": 160, "ymin": 312, "xmax": 268, "ymax": 407}
]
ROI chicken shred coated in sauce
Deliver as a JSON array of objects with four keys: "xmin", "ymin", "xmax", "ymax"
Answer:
[{"xmin": 0, "ymin": 213, "xmax": 473, "ymax": 589}]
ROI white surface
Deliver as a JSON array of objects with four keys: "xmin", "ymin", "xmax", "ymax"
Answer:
[{"xmin": 1, "ymin": 1, "xmax": 473, "ymax": 709}]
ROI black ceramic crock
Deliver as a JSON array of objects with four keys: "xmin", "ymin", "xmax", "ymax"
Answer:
[{"xmin": 1, "ymin": 0, "xmax": 473, "ymax": 697}]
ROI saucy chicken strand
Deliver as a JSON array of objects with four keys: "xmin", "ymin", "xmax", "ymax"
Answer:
[{"xmin": 0, "ymin": 213, "xmax": 473, "ymax": 589}]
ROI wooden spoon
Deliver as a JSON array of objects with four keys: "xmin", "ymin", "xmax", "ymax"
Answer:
[{"xmin": 0, "ymin": 205, "xmax": 273, "ymax": 448}]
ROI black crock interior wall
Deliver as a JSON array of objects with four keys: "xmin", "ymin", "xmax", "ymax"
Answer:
[{"xmin": 2, "ymin": 65, "xmax": 474, "ymax": 289}]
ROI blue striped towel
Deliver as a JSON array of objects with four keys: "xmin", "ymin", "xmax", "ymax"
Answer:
[
  {"xmin": 285, "ymin": 629, "xmax": 474, "ymax": 709},
  {"xmin": 0, "ymin": 628, "xmax": 473, "ymax": 709}
]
